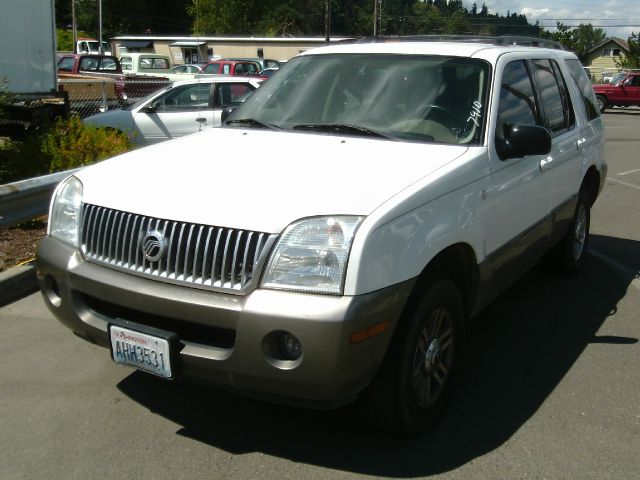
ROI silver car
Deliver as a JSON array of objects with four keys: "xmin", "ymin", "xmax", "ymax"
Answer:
[{"xmin": 83, "ymin": 77, "xmax": 262, "ymax": 145}]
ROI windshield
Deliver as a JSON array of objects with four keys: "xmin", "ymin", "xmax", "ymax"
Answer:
[
  {"xmin": 610, "ymin": 72, "xmax": 626, "ymax": 85},
  {"xmin": 225, "ymin": 53, "xmax": 490, "ymax": 145}
]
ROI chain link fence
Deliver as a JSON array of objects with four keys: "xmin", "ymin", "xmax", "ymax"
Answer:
[{"xmin": 58, "ymin": 77, "xmax": 171, "ymax": 118}]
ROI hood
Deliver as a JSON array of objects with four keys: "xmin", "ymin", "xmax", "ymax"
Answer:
[
  {"xmin": 76, "ymin": 128, "xmax": 467, "ymax": 233},
  {"xmin": 83, "ymin": 109, "xmax": 134, "ymax": 133}
]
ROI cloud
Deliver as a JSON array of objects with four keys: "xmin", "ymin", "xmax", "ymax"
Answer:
[{"xmin": 521, "ymin": 8, "xmax": 550, "ymax": 19}]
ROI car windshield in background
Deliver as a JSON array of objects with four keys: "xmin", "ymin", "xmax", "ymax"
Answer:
[{"xmin": 226, "ymin": 53, "xmax": 490, "ymax": 145}]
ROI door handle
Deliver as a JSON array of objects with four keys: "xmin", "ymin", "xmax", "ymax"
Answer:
[
  {"xmin": 576, "ymin": 138, "xmax": 586, "ymax": 150},
  {"xmin": 539, "ymin": 156, "xmax": 553, "ymax": 172},
  {"xmin": 195, "ymin": 117, "xmax": 207, "ymax": 124}
]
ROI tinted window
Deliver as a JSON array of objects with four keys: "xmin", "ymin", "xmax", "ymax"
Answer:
[
  {"xmin": 564, "ymin": 58, "xmax": 600, "ymax": 121},
  {"xmin": 497, "ymin": 60, "xmax": 539, "ymax": 127},
  {"xmin": 215, "ymin": 83, "xmax": 255, "ymax": 107},
  {"xmin": 531, "ymin": 59, "xmax": 574, "ymax": 133}
]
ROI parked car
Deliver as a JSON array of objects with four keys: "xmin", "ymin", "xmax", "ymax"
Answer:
[
  {"xmin": 200, "ymin": 59, "xmax": 263, "ymax": 77},
  {"xmin": 119, "ymin": 53, "xmax": 197, "ymax": 82},
  {"xmin": 258, "ymin": 67, "xmax": 279, "ymax": 79},
  {"xmin": 593, "ymin": 71, "xmax": 640, "ymax": 112},
  {"xmin": 83, "ymin": 77, "xmax": 262, "ymax": 145},
  {"xmin": 57, "ymin": 54, "xmax": 170, "ymax": 116},
  {"xmin": 223, "ymin": 57, "xmax": 282, "ymax": 70},
  {"xmin": 38, "ymin": 37, "xmax": 606, "ymax": 435},
  {"xmin": 171, "ymin": 64, "xmax": 204, "ymax": 74}
]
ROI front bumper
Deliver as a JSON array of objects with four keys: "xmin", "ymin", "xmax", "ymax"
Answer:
[{"xmin": 37, "ymin": 236, "xmax": 414, "ymax": 408}]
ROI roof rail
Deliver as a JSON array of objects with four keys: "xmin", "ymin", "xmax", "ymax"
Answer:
[{"xmin": 354, "ymin": 35, "xmax": 565, "ymax": 50}]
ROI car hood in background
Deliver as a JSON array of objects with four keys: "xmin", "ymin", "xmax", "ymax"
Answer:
[
  {"xmin": 83, "ymin": 110, "xmax": 135, "ymax": 136},
  {"xmin": 76, "ymin": 128, "xmax": 468, "ymax": 233}
]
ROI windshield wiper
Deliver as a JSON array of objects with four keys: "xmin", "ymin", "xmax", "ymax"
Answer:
[
  {"xmin": 224, "ymin": 118, "xmax": 281, "ymax": 130},
  {"xmin": 291, "ymin": 123, "xmax": 395, "ymax": 139}
]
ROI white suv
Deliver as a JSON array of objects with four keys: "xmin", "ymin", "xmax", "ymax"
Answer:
[{"xmin": 38, "ymin": 37, "xmax": 606, "ymax": 435}]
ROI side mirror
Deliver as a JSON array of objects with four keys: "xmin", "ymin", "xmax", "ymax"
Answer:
[
  {"xmin": 139, "ymin": 105, "xmax": 156, "ymax": 114},
  {"xmin": 496, "ymin": 123, "xmax": 551, "ymax": 161},
  {"xmin": 221, "ymin": 106, "xmax": 236, "ymax": 123}
]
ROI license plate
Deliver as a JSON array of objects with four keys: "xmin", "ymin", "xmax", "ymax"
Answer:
[{"xmin": 109, "ymin": 324, "xmax": 174, "ymax": 378}]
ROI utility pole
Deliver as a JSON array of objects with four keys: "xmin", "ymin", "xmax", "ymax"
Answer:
[
  {"xmin": 373, "ymin": 0, "xmax": 381, "ymax": 37},
  {"xmin": 72, "ymin": 0, "xmax": 77, "ymax": 53},
  {"xmin": 325, "ymin": 0, "xmax": 331, "ymax": 44},
  {"xmin": 373, "ymin": 0, "xmax": 378, "ymax": 37},
  {"xmin": 98, "ymin": 0, "xmax": 103, "ymax": 54}
]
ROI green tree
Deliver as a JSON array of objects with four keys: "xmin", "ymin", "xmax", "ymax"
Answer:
[
  {"xmin": 572, "ymin": 24, "xmax": 606, "ymax": 61},
  {"xmin": 616, "ymin": 33, "xmax": 640, "ymax": 69}
]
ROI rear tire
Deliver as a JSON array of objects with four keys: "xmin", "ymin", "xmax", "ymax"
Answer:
[
  {"xmin": 550, "ymin": 189, "xmax": 591, "ymax": 274},
  {"xmin": 359, "ymin": 279, "xmax": 465, "ymax": 436},
  {"xmin": 595, "ymin": 94, "xmax": 607, "ymax": 113}
]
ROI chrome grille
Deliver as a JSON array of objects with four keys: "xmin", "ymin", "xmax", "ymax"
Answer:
[{"xmin": 80, "ymin": 204, "xmax": 276, "ymax": 294}]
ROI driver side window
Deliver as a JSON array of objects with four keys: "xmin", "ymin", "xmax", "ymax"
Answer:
[
  {"xmin": 497, "ymin": 61, "xmax": 540, "ymax": 128},
  {"xmin": 152, "ymin": 84, "xmax": 211, "ymax": 112}
]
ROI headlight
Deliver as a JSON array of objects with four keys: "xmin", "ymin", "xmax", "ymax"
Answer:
[
  {"xmin": 48, "ymin": 176, "xmax": 83, "ymax": 247},
  {"xmin": 262, "ymin": 216, "xmax": 364, "ymax": 295}
]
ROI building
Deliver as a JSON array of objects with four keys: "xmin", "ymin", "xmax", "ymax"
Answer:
[
  {"xmin": 111, "ymin": 36, "xmax": 353, "ymax": 65},
  {"xmin": 583, "ymin": 37, "xmax": 630, "ymax": 83}
]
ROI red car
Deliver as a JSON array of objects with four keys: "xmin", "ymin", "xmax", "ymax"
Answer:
[
  {"xmin": 201, "ymin": 60, "xmax": 263, "ymax": 77},
  {"xmin": 593, "ymin": 71, "xmax": 640, "ymax": 112}
]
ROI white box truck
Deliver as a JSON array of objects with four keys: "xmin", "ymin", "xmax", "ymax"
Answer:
[{"xmin": 0, "ymin": 0, "xmax": 68, "ymax": 137}]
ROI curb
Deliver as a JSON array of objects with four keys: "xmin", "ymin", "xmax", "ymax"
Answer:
[{"xmin": 0, "ymin": 263, "xmax": 38, "ymax": 307}]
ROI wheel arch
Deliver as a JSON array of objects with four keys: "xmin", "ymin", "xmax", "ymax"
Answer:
[
  {"xmin": 582, "ymin": 165, "xmax": 601, "ymax": 207},
  {"xmin": 404, "ymin": 243, "xmax": 479, "ymax": 321}
]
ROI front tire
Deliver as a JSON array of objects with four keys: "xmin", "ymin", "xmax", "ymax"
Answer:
[
  {"xmin": 595, "ymin": 94, "xmax": 607, "ymax": 113},
  {"xmin": 360, "ymin": 279, "xmax": 465, "ymax": 435}
]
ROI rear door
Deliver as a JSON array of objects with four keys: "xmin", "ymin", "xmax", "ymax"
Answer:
[{"xmin": 529, "ymin": 58, "xmax": 581, "ymax": 218}]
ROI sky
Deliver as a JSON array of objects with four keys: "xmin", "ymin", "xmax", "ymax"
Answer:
[{"xmin": 472, "ymin": 0, "xmax": 640, "ymax": 40}]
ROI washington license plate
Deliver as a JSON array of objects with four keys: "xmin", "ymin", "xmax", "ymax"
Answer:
[{"xmin": 109, "ymin": 324, "xmax": 173, "ymax": 378}]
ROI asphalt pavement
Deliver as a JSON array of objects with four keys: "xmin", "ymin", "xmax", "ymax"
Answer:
[{"xmin": 0, "ymin": 111, "xmax": 639, "ymax": 479}]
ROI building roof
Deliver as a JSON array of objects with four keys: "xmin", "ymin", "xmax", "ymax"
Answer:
[
  {"xmin": 588, "ymin": 37, "xmax": 630, "ymax": 55},
  {"xmin": 111, "ymin": 35, "xmax": 352, "ymax": 44}
]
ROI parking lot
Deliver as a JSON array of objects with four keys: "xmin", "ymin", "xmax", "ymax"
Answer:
[{"xmin": 1, "ymin": 110, "xmax": 639, "ymax": 479}]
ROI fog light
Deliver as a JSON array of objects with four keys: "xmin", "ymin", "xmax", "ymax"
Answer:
[
  {"xmin": 278, "ymin": 333, "xmax": 303, "ymax": 360},
  {"xmin": 43, "ymin": 274, "xmax": 62, "ymax": 307}
]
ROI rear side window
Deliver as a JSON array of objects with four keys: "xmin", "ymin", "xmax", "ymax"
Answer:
[
  {"xmin": 531, "ymin": 59, "xmax": 574, "ymax": 134},
  {"xmin": 564, "ymin": 59, "xmax": 600, "ymax": 121}
]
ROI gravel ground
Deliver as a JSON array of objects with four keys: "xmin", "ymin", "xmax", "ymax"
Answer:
[{"xmin": 0, "ymin": 218, "xmax": 46, "ymax": 272}]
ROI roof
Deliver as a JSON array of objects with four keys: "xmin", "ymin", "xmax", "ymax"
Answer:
[
  {"xmin": 112, "ymin": 35, "xmax": 352, "ymax": 44},
  {"xmin": 299, "ymin": 39, "xmax": 575, "ymax": 61},
  {"xmin": 588, "ymin": 37, "xmax": 630, "ymax": 55}
]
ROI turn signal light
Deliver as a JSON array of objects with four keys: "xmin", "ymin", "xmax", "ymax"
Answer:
[{"xmin": 349, "ymin": 320, "xmax": 390, "ymax": 344}]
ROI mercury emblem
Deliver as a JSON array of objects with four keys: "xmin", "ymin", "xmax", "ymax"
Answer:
[{"xmin": 140, "ymin": 230, "xmax": 166, "ymax": 262}]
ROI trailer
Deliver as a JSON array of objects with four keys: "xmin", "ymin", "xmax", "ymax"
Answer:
[{"xmin": 0, "ymin": 0, "xmax": 68, "ymax": 138}]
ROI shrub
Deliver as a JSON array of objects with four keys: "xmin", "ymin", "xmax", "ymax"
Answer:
[
  {"xmin": 0, "ymin": 135, "xmax": 51, "ymax": 183},
  {"xmin": 1, "ymin": 115, "xmax": 132, "ymax": 184},
  {"xmin": 41, "ymin": 115, "xmax": 131, "ymax": 172}
]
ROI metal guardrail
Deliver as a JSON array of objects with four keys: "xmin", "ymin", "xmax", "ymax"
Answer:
[{"xmin": 0, "ymin": 168, "xmax": 80, "ymax": 228}]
